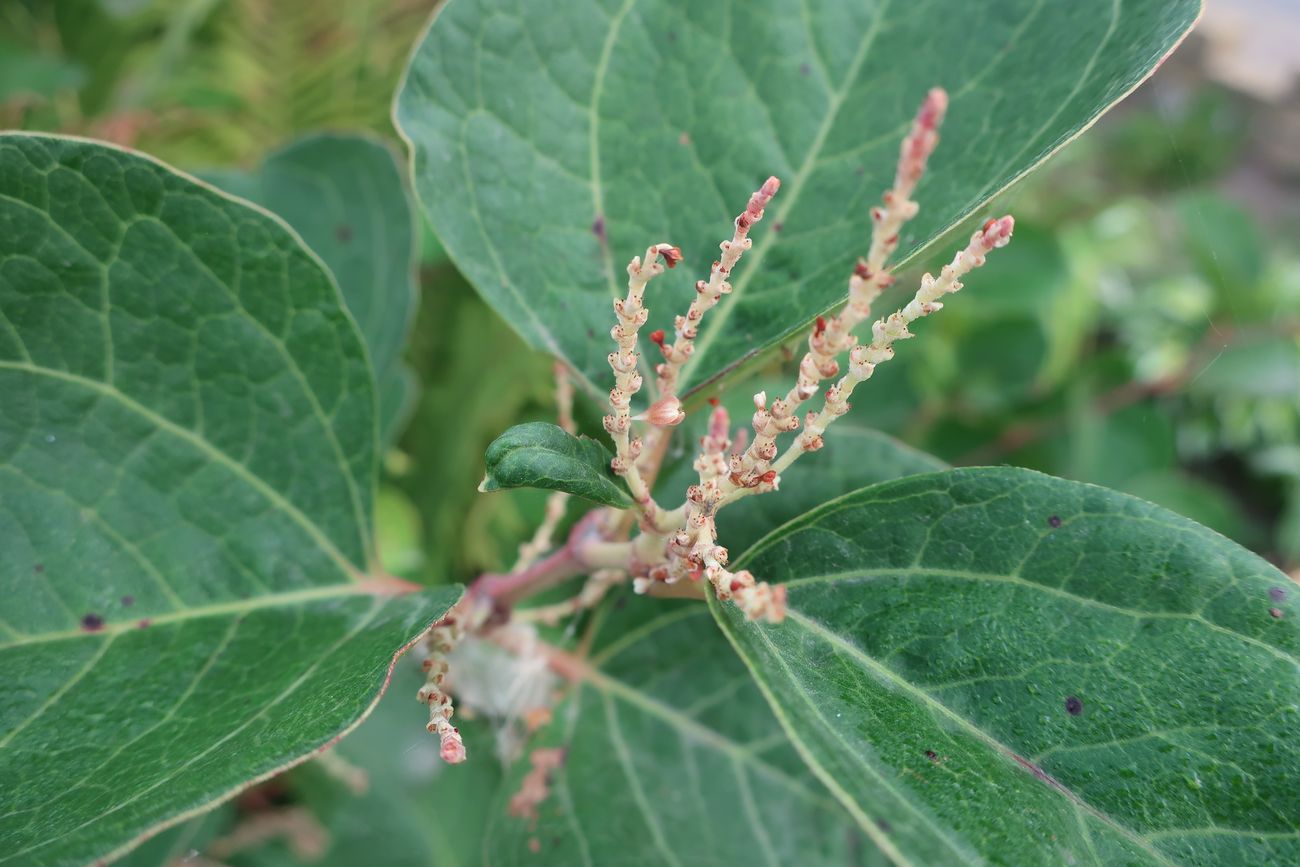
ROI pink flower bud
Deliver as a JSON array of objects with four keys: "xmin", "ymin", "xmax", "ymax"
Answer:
[
  {"xmin": 646, "ymin": 395, "xmax": 685, "ymax": 426},
  {"xmin": 979, "ymin": 215, "xmax": 1015, "ymax": 249},
  {"xmin": 655, "ymin": 244, "xmax": 684, "ymax": 268}
]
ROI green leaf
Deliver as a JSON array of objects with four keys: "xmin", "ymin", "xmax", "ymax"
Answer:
[
  {"xmin": 1175, "ymin": 191, "xmax": 1265, "ymax": 302},
  {"xmin": 485, "ymin": 598, "xmax": 882, "ymax": 865},
  {"xmin": 481, "ymin": 421, "xmax": 632, "ymax": 508},
  {"xmin": 396, "ymin": 0, "xmax": 1201, "ymax": 396},
  {"xmin": 0, "ymin": 134, "xmax": 458, "ymax": 866},
  {"xmin": 202, "ymin": 133, "xmax": 421, "ymax": 444},
  {"xmin": 0, "ymin": 38, "xmax": 86, "ymax": 102},
  {"xmin": 1188, "ymin": 338, "xmax": 1300, "ymax": 401},
  {"xmin": 713, "ymin": 467, "xmax": 1300, "ymax": 865},
  {"xmin": 162, "ymin": 662, "xmax": 504, "ymax": 867}
]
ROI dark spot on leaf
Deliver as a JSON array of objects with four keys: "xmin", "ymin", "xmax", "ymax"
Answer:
[
  {"xmin": 615, "ymin": 593, "xmax": 629, "ymax": 610},
  {"xmin": 666, "ymin": 30, "xmax": 677, "ymax": 43},
  {"xmin": 1270, "ymin": 607, "xmax": 1284, "ymax": 619},
  {"xmin": 772, "ymin": 221, "xmax": 783, "ymax": 233},
  {"xmin": 34, "ymin": 563, "xmax": 43, "ymax": 573},
  {"xmin": 799, "ymin": 62, "xmax": 811, "ymax": 76},
  {"xmin": 876, "ymin": 819, "xmax": 892, "ymax": 833},
  {"xmin": 137, "ymin": 618, "xmax": 151, "ymax": 629},
  {"xmin": 788, "ymin": 271, "xmax": 800, "ymax": 281},
  {"xmin": 121, "ymin": 595, "xmax": 134, "ymax": 607},
  {"xmin": 1269, "ymin": 586, "xmax": 1287, "ymax": 602},
  {"xmin": 586, "ymin": 328, "xmax": 596, "ymax": 339},
  {"xmin": 1048, "ymin": 515, "xmax": 1062, "ymax": 528},
  {"xmin": 335, "ymin": 224, "xmax": 353, "ymax": 242},
  {"xmin": 591, "ymin": 216, "xmax": 606, "ymax": 242},
  {"xmin": 81, "ymin": 613, "xmax": 105, "ymax": 632},
  {"xmin": 925, "ymin": 750, "xmax": 938, "ymax": 762},
  {"xmin": 1065, "ymin": 695, "xmax": 1083, "ymax": 716}
]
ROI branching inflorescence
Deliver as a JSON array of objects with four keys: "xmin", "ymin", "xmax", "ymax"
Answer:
[{"xmin": 423, "ymin": 86, "xmax": 1014, "ymax": 763}]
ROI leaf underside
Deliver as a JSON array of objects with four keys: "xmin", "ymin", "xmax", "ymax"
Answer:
[
  {"xmin": 0, "ymin": 135, "xmax": 456, "ymax": 867},
  {"xmin": 482, "ymin": 421, "xmax": 633, "ymax": 507},
  {"xmin": 713, "ymin": 467, "xmax": 1300, "ymax": 866},
  {"xmin": 397, "ymin": 0, "xmax": 1201, "ymax": 398}
]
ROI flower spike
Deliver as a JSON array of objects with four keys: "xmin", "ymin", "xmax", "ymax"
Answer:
[
  {"xmin": 604, "ymin": 244, "xmax": 680, "ymax": 530},
  {"xmin": 654, "ymin": 176, "xmax": 780, "ymax": 399}
]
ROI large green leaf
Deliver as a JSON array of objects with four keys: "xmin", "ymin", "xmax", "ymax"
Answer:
[
  {"xmin": 396, "ymin": 0, "xmax": 1201, "ymax": 396},
  {"xmin": 203, "ymin": 133, "xmax": 420, "ymax": 444},
  {"xmin": 484, "ymin": 599, "xmax": 881, "ymax": 865},
  {"xmin": 147, "ymin": 663, "xmax": 503, "ymax": 867},
  {"xmin": 0, "ymin": 135, "xmax": 458, "ymax": 866},
  {"xmin": 481, "ymin": 421, "xmax": 632, "ymax": 508},
  {"xmin": 713, "ymin": 467, "xmax": 1300, "ymax": 865}
]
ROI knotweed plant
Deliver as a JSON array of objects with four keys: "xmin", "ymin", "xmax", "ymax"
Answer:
[
  {"xmin": 7, "ymin": 2, "xmax": 1295, "ymax": 864},
  {"xmin": 423, "ymin": 89, "xmax": 1015, "ymax": 763}
]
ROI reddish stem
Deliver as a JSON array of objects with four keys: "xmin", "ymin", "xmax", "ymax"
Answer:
[{"xmin": 469, "ymin": 511, "xmax": 608, "ymax": 607}]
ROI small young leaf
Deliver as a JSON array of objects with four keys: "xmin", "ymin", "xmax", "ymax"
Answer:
[
  {"xmin": 481, "ymin": 422, "xmax": 632, "ymax": 508},
  {"xmin": 713, "ymin": 467, "xmax": 1300, "ymax": 866},
  {"xmin": 397, "ymin": 0, "xmax": 1201, "ymax": 396},
  {"xmin": 0, "ymin": 134, "xmax": 457, "ymax": 866}
]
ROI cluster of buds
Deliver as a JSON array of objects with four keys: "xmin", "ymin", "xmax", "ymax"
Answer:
[
  {"xmin": 728, "ymin": 88, "xmax": 949, "ymax": 494},
  {"xmin": 603, "ymin": 244, "xmax": 683, "ymax": 531},
  {"xmin": 435, "ymin": 85, "xmax": 1019, "ymax": 769},
  {"xmin": 652, "ymin": 177, "xmax": 781, "ymax": 399},
  {"xmin": 415, "ymin": 595, "xmax": 490, "ymax": 763},
  {"xmin": 625, "ymin": 87, "xmax": 1010, "ymax": 621},
  {"xmin": 636, "ymin": 404, "xmax": 786, "ymax": 622},
  {"xmin": 776, "ymin": 215, "xmax": 1014, "ymax": 476}
]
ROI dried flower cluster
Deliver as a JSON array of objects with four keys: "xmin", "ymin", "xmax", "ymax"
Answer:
[
  {"xmin": 428, "ymin": 85, "xmax": 1016, "ymax": 765},
  {"xmin": 604, "ymin": 86, "xmax": 1013, "ymax": 621}
]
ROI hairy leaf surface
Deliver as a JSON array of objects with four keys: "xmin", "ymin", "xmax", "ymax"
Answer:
[
  {"xmin": 204, "ymin": 133, "xmax": 420, "ymax": 444},
  {"xmin": 481, "ymin": 421, "xmax": 632, "ymax": 507},
  {"xmin": 714, "ymin": 468, "xmax": 1300, "ymax": 865},
  {"xmin": 397, "ymin": 0, "xmax": 1201, "ymax": 396},
  {"xmin": 0, "ymin": 135, "xmax": 457, "ymax": 867}
]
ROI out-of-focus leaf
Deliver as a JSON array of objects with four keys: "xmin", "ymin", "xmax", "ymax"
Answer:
[
  {"xmin": 0, "ymin": 39, "xmax": 85, "ymax": 102},
  {"xmin": 375, "ymin": 486, "xmax": 426, "ymax": 578},
  {"xmin": 1176, "ymin": 191, "xmax": 1265, "ymax": 305}
]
